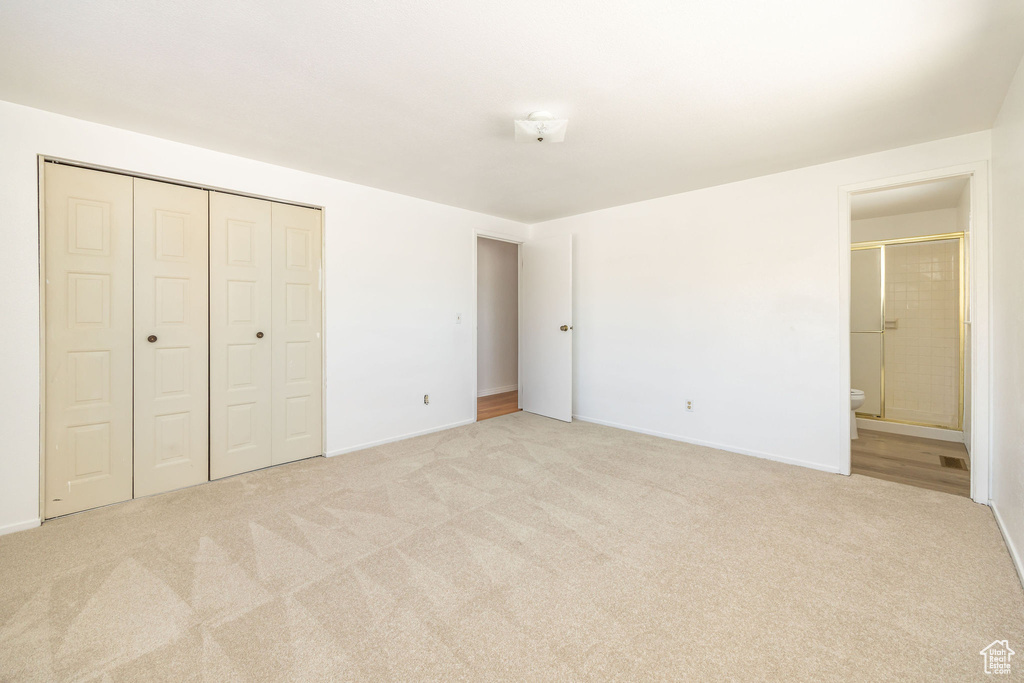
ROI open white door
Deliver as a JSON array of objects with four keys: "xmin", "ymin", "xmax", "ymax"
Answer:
[{"xmin": 521, "ymin": 233, "xmax": 573, "ymax": 421}]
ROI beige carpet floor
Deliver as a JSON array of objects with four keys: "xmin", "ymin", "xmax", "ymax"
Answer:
[{"xmin": 1, "ymin": 412, "xmax": 1022, "ymax": 681}]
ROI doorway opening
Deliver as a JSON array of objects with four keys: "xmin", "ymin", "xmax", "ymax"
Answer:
[
  {"xmin": 848, "ymin": 174, "xmax": 973, "ymax": 497},
  {"xmin": 476, "ymin": 236, "xmax": 521, "ymax": 421}
]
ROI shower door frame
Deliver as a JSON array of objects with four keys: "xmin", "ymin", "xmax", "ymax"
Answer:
[
  {"xmin": 839, "ymin": 161, "xmax": 990, "ymax": 506},
  {"xmin": 851, "ymin": 232, "xmax": 965, "ymax": 431}
]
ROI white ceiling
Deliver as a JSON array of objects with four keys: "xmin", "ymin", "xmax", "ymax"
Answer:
[
  {"xmin": 1, "ymin": 1, "xmax": 1022, "ymax": 223},
  {"xmin": 851, "ymin": 176, "xmax": 971, "ymax": 220}
]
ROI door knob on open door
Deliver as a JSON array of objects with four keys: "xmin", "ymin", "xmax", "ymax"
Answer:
[{"xmin": 560, "ymin": 325, "xmax": 572, "ymax": 331}]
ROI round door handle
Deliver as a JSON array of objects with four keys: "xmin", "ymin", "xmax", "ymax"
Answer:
[
  {"xmin": 256, "ymin": 332, "xmax": 264, "ymax": 339},
  {"xmin": 147, "ymin": 335, "xmax": 157, "ymax": 343},
  {"xmin": 560, "ymin": 325, "xmax": 571, "ymax": 332}
]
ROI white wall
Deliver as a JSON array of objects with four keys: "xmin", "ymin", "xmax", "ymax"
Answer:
[
  {"xmin": 531, "ymin": 131, "xmax": 990, "ymax": 474},
  {"xmin": 851, "ymin": 208, "xmax": 956, "ymax": 243},
  {"xmin": 476, "ymin": 238, "xmax": 519, "ymax": 396},
  {"xmin": 991, "ymin": 55, "xmax": 1024, "ymax": 582},
  {"xmin": 956, "ymin": 183, "xmax": 972, "ymax": 234},
  {"xmin": 0, "ymin": 99, "xmax": 527, "ymax": 534}
]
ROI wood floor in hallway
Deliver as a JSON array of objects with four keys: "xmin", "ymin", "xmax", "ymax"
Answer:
[
  {"xmin": 852, "ymin": 429, "xmax": 971, "ymax": 497},
  {"xmin": 477, "ymin": 390, "xmax": 520, "ymax": 421}
]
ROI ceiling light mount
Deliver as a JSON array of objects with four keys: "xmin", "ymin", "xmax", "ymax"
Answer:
[{"xmin": 515, "ymin": 111, "xmax": 568, "ymax": 143}]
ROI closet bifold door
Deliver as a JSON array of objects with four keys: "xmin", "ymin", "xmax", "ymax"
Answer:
[
  {"xmin": 271, "ymin": 203, "xmax": 323, "ymax": 464},
  {"xmin": 133, "ymin": 179, "xmax": 210, "ymax": 497},
  {"xmin": 44, "ymin": 164, "xmax": 134, "ymax": 518},
  {"xmin": 209, "ymin": 192, "xmax": 273, "ymax": 479}
]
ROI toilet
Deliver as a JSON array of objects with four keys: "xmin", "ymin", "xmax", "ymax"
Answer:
[{"xmin": 850, "ymin": 389, "xmax": 865, "ymax": 439}]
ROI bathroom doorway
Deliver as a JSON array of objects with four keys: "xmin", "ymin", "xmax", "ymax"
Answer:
[
  {"xmin": 847, "ymin": 174, "xmax": 974, "ymax": 497},
  {"xmin": 476, "ymin": 236, "xmax": 521, "ymax": 421}
]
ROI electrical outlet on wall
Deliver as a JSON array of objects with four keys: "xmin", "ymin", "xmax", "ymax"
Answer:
[{"xmin": 686, "ymin": 400, "xmax": 694, "ymax": 412}]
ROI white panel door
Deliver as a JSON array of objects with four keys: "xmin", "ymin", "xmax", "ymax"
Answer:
[
  {"xmin": 133, "ymin": 179, "xmax": 209, "ymax": 496},
  {"xmin": 209, "ymin": 192, "xmax": 273, "ymax": 479},
  {"xmin": 271, "ymin": 203, "xmax": 323, "ymax": 465},
  {"xmin": 521, "ymin": 233, "xmax": 573, "ymax": 422},
  {"xmin": 44, "ymin": 164, "xmax": 134, "ymax": 518}
]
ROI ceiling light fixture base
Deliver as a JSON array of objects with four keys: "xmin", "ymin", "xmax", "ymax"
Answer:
[{"xmin": 514, "ymin": 111, "xmax": 568, "ymax": 143}]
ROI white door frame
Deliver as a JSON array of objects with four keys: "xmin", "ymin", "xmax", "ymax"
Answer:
[
  {"xmin": 838, "ymin": 161, "xmax": 991, "ymax": 504},
  {"xmin": 472, "ymin": 229, "xmax": 524, "ymax": 419},
  {"xmin": 37, "ymin": 156, "xmax": 328, "ymax": 520}
]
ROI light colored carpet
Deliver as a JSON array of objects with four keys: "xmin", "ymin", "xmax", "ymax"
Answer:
[{"xmin": 1, "ymin": 412, "xmax": 1022, "ymax": 681}]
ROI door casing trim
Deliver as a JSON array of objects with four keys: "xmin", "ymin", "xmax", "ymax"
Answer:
[{"xmin": 838, "ymin": 161, "xmax": 990, "ymax": 504}]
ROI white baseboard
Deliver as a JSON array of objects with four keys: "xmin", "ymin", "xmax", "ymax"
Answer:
[
  {"xmin": 477, "ymin": 384, "xmax": 518, "ymax": 397},
  {"xmin": 0, "ymin": 518, "xmax": 41, "ymax": 536},
  {"xmin": 992, "ymin": 504, "xmax": 1024, "ymax": 590},
  {"xmin": 856, "ymin": 418, "xmax": 963, "ymax": 443},
  {"xmin": 573, "ymin": 415, "xmax": 844, "ymax": 475},
  {"xmin": 327, "ymin": 418, "xmax": 475, "ymax": 457}
]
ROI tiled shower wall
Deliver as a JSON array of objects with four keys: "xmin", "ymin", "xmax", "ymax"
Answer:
[{"xmin": 883, "ymin": 239, "xmax": 960, "ymax": 428}]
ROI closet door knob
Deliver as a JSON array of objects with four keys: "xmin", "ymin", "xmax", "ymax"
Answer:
[
  {"xmin": 256, "ymin": 331, "xmax": 264, "ymax": 339},
  {"xmin": 147, "ymin": 335, "xmax": 157, "ymax": 343}
]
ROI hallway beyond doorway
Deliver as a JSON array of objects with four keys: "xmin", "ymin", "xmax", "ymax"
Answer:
[{"xmin": 477, "ymin": 390, "xmax": 520, "ymax": 421}]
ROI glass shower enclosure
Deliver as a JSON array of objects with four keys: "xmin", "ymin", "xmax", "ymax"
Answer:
[{"xmin": 850, "ymin": 233, "xmax": 964, "ymax": 431}]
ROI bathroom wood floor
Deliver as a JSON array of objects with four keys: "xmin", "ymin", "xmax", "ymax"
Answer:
[
  {"xmin": 852, "ymin": 429, "xmax": 971, "ymax": 497},
  {"xmin": 477, "ymin": 390, "xmax": 521, "ymax": 421}
]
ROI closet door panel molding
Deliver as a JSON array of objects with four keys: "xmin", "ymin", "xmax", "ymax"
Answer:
[
  {"xmin": 271, "ymin": 203, "xmax": 323, "ymax": 465},
  {"xmin": 42, "ymin": 160, "xmax": 324, "ymax": 517},
  {"xmin": 133, "ymin": 178, "xmax": 209, "ymax": 497},
  {"xmin": 210, "ymin": 192, "xmax": 273, "ymax": 479},
  {"xmin": 43, "ymin": 164, "xmax": 134, "ymax": 518}
]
